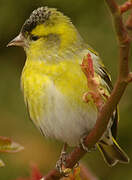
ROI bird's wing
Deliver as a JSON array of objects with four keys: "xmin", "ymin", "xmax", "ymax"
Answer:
[{"xmin": 95, "ymin": 59, "xmax": 119, "ymax": 139}]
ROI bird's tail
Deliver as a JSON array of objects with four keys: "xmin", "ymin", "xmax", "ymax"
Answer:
[{"xmin": 97, "ymin": 137, "xmax": 129, "ymax": 166}]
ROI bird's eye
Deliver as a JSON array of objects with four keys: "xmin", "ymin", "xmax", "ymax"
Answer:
[{"xmin": 30, "ymin": 35, "xmax": 39, "ymax": 41}]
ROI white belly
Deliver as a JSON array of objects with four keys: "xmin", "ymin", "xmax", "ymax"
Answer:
[{"xmin": 37, "ymin": 82, "xmax": 97, "ymax": 146}]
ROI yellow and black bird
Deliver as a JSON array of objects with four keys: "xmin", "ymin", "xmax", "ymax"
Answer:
[{"xmin": 8, "ymin": 7, "xmax": 129, "ymax": 168}]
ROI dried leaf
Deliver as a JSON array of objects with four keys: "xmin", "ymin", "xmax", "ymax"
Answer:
[{"xmin": 0, "ymin": 136, "xmax": 24, "ymax": 153}]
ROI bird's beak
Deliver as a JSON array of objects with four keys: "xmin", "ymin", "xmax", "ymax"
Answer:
[{"xmin": 7, "ymin": 33, "xmax": 26, "ymax": 47}]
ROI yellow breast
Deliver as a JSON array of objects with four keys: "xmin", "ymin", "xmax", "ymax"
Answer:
[{"xmin": 21, "ymin": 59, "xmax": 95, "ymax": 123}]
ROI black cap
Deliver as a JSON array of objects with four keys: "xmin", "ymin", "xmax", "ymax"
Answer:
[{"xmin": 21, "ymin": 7, "xmax": 51, "ymax": 34}]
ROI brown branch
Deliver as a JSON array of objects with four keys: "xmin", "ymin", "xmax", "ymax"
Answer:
[{"xmin": 43, "ymin": 1, "xmax": 132, "ymax": 179}]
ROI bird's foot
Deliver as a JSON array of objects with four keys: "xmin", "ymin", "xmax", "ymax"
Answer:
[
  {"xmin": 56, "ymin": 151, "xmax": 67, "ymax": 172},
  {"xmin": 56, "ymin": 151, "xmax": 71, "ymax": 177},
  {"xmin": 80, "ymin": 136, "xmax": 97, "ymax": 152}
]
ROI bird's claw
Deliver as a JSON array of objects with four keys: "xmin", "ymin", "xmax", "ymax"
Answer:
[{"xmin": 56, "ymin": 151, "xmax": 71, "ymax": 176}]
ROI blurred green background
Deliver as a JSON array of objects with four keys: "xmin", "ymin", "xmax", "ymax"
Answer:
[{"xmin": 0, "ymin": 0, "xmax": 132, "ymax": 179}]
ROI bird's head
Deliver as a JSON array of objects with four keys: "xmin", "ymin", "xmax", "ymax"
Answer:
[{"xmin": 7, "ymin": 7, "xmax": 84, "ymax": 61}]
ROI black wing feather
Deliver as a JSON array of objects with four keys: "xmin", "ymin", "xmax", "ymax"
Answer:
[{"xmin": 97, "ymin": 65, "xmax": 118, "ymax": 139}]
